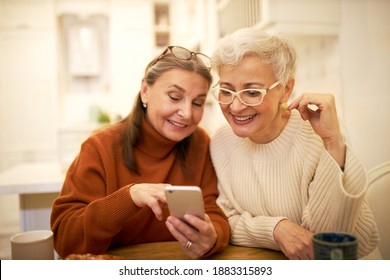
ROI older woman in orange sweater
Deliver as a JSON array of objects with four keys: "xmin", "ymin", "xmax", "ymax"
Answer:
[{"xmin": 50, "ymin": 46, "xmax": 230, "ymax": 259}]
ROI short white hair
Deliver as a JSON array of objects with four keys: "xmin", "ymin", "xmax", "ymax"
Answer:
[{"xmin": 211, "ymin": 28, "xmax": 296, "ymax": 85}]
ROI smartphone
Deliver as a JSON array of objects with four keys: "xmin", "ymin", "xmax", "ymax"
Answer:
[{"xmin": 165, "ymin": 186, "xmax": 205, "ymax": 220}]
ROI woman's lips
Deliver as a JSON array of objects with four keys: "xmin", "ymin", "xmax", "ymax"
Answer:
[
  {"xmin": 231, "ymin": 113, "xmax": 256, "ymax": 124},
  {"xmin": 168, "ymin": 119, "xmax": 188, "ymax": 128}
]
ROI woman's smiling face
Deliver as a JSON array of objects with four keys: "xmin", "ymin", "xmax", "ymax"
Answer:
[
  {"xmin": 141, "ymin": 68, "xmax": 209, "ymax": 142},
  {"xmin": 218, "ymin": 54, "xmax": 288, "ymax": 143}
]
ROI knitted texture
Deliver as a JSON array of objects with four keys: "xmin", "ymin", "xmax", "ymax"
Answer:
[
  {"xmin": 51, "ymin": 117, "xmax": 230, "ymax": 258},
  {"xmin": 210, "ymin": 110, "xmax": 379, "ymax": 258}
]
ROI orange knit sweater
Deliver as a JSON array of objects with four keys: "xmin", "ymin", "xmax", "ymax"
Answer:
[{"xmin": 51, "ymin": 117, "xmax": 230, "ymax": 258}]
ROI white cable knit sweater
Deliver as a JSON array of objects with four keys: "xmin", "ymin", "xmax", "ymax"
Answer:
[{"xmin": 210, "ymin": 110, "xmax": 379, "ymax": 258}]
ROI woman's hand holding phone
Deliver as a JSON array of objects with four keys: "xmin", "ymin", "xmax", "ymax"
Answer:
[
  {"xmin": 165, "ymin": 213, "xmax": 217, "ymax": 259},
  {"xmin": 164, "ymin": 186, "xmax": 216, "ymax": 258},
  {"xmin": 130, "ymin": 184, "xmax": 217, "ymax": 258}
]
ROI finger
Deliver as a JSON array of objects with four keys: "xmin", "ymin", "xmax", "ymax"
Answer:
[
  {"xmin": 289, "ymin": 93, "xmax": 325, "ymax": 110},
  {"xmin": 296, "ymin": 102, "xmax": 311, "ymax": 121},
  {"xmin": 184, "ymin": 214, "xmax": 217, "ymax": 252},
  {"xmin": 153, "ymin": 189, "xmax": 167, "ymax": 204},
  {"xmin": 166, "ymin": 220, "xmax": 203, "ymax": 259},
  {"xmin": 166, "ymin": 216, "xmax": 198, "ymax": 239},
  {"xmin": 296, "ymin": 99, "xmax": 323, "ymax": 121},
  {"xmin": 146, "ymin": 197, "xmax": 164, "ymax": 221},
  {"xmin": 183, "ymin": 214, "xmax": 214, "ymax": 235},
  {"xmin": 299, "ymin": 93, "xmax": 336, "ymax": 112},
  {"xmin": 156, "ymin": 183, "xmax": 171, "ymax": 204},
  {"xmin": 289, "ymin": 101, "xmax": 311, "ymax": 120},
  {"xmin": 183, "ymin": 214, "xmax": 203, "ymax": 230},
  {"xmin": 166, "ymin": 218, "xmax": 197, "ymax": 251},
  {"xmin": 165, "ymin": 219, "xmax": 187, "ymax": 244},
  {"xmin": 301, "ymin": 103, "xmax": 320, "ymax": 115},
  {"xmin": 288, "ymin": 93, "xmax": 316, "ymax": 110},
  {"xmin": 288, "ymin": 96, "xmax": 301, "ymax": 110}
]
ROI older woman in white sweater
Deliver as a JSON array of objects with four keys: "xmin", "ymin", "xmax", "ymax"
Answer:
[{"xmin": 209, "ymin": 27, "xmax": 379, "ymax": 259}]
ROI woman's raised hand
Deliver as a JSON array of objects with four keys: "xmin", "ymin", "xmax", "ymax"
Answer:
[{"xmin": 289, "ymin": 93, "xmax": 346, "ymax": 168}]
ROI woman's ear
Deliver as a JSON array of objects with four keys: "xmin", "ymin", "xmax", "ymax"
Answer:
[
  {"xmin": 140, "ymin": 79, "xmax": 148, "ymax": 104},
  {"xmin": 281, "ymin": 78, "xmax": 295, "ymax": 103}
]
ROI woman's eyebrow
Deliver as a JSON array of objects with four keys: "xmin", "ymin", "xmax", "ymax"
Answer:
[
  {"xmin": 245, "ymin": 82, "xmax": 264, "ymax": 87},
  {"xmin": 219, "ymin": 81, "xmax": 233, "ymax": 87},
  {"xmin": 219, "ymin": 81, "xmax": 265, "ymax": 88},
  {"xmin": 196, "ymin": 93, "xmax": 208, "ymax": 98},
  {"xmin": 168, "ymin": 84, "xmax": 208, "ymax": 97},
  {"xmin": 167, "ymin": 84, "xmax": 186, "ymax": 93}
]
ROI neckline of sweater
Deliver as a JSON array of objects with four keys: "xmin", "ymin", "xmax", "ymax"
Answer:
[
  {"xmin": 137, "ymin": 116, "xmax": 178, "ymax": 158},
  {"xmin": 242, "ymin": 110, "xmax": 303, "ymax": 159}
]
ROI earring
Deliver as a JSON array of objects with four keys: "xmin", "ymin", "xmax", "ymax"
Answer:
[
  {"xmin": 142, "ymin": 103, "xmax": 147, "ymax": 108},
  {"xmin": 279, "ymin": 102, "xmax": 288, "ymax": 111}
]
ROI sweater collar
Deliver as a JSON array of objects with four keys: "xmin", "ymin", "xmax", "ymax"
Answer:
[
  {"xmin": 244, "ymin": 110, "xmax": 302, "ymax": 159},
  {"xmin": 137, "ymin": 115, "xmax": 177, "ymax": 158}
]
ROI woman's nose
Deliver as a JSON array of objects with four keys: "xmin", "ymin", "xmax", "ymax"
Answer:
[
  {"xmin": 177, "ymin": 103, "xmax": 192, "ymax": 119},
  {"xmin": 229, "ymin": 95, "xmax": 247, "ymax": 111}
]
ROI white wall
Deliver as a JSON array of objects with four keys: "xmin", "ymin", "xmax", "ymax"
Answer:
[{"xmin": 340, "ymin": 0, "xmax": 390, "ymax": 170}]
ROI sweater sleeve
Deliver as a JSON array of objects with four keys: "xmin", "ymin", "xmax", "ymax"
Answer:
[
  {"xmin": 216, "ymin": 182, "xmax": 286, "ymax": 251},
  {"xmin": 301, "ymin": 144, "xmax": 379, "ymax": 258},
  {"xmin": 211, "ymin": 126, "xmax": 285, "ymax": 250},
  {"xmin": 50, "ymin": 140, "xmax": 145, "ymax": 258}
]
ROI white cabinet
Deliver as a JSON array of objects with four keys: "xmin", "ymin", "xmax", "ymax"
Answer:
[
  {"xmin": 0, "ymin": 0, "xmax": 58, "ymax": 169},
  {"xmin": 0, "ymin": 0, "xmax": 54, "ymax": 30},
  {"xmin": 0, "ymin": 0, "xmax": 58, "ymax": 235},
  {"xmin": 256, "ymin": 0, "xmax": 340, "ymax": 35},
  {"xmin": 109, "ymin": 0, "xmax": 155, "ymax": 118},
  {"xmin": 217, "ymin": 0, "xmax": 340, "ymax": 37}
]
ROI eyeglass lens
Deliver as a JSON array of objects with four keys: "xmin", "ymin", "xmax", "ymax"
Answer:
[
  {"xmin": 217, "ymin": 89, "xmax": 264, "ymax": 105},
  {"xmin": 170, "ymin": 46, "xmax": 210, "ymax": 68},
  {"xmin": 170, "ymin": 46, "xmax": 192, "ymax": 59}
]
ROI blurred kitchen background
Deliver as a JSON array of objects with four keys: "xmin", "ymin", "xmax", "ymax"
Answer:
[{"xmin": 0, "ymin": 0, "xmax": 389, "ymax": 257}]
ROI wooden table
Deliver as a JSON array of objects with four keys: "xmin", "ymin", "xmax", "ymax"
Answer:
[{"xmin": 108, "ymin": 241, "xmax": 287, "ymax": 260}]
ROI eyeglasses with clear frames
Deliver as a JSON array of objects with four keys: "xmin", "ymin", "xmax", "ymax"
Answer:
[
  {"xmin": 151, "ymin": 46, "xmax": 211, "ymax": 69},
  {"xmin": 212, "ymin": 81, "xmax": 280, "ymax": 106}
]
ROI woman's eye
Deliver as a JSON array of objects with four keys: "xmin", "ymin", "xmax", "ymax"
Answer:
[
  {"xmin": 244, "ymin": 90, "xmax": 262, "ymax": 97},
  {"xmin": 220, "ymin": 89, "xmax": 232, "ymax": 96},
  {"xmin": 193, "ymin": 100, "xmax": 204, "ymax": 107},
  {"xmin": 169, "ymin": 94, "xmax": 181, "ymax": 101}
]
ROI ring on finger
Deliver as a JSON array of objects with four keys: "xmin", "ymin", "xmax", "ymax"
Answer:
[{"xmin": 185, "ymin": 240, "xmax": 192, "ymax": 249}]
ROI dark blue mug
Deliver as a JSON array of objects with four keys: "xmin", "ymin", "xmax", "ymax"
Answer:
[{"xmin": 312, "ymin": 232, "xmax": 358, "ymax": 260}]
